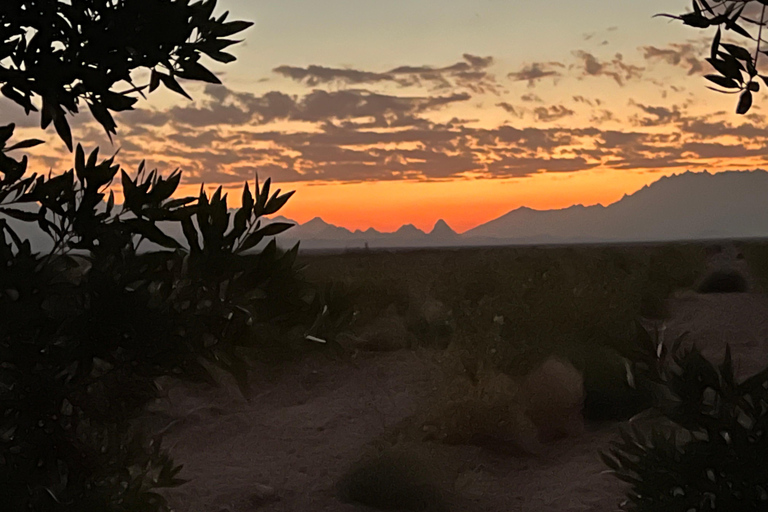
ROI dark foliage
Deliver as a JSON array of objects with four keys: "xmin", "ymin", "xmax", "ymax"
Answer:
[
  {"xmin": 697, "ymin": 269, "xmax": 749, "ymax": 294},
  {"xmin": 0, "ymin": 3, "xmax": 350, "ymax": 509},
  {"xmin": 0, "ymin": 0, "xmax": 252, "ymax": 150},
  {"xmin": 659, "ymin": 1, "xmax": 768, "ymax": 114},
  {"xmin": 0, "ymin": 125, "xmax": 347, "ymax": 511},
  {"xmin": 603, "ymin": 327, "xmax": 768, "ymax": 511}
]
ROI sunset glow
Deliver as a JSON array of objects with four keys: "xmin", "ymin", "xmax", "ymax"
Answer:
[{"xmin": 5, "ymin": 0, "xmax": 766, "ymax": 232}]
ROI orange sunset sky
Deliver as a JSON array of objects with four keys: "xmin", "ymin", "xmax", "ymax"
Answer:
[{"xmin": 4, "ymin": 0, "xmax": 768, "ymax": 233}]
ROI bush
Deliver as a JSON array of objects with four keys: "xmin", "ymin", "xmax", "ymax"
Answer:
[
  {"xmin": 0, "ymin": 132, "xmax": 344, "ymax": 511},
  {"xmin": 697, "ymin": 269, "xmax": 749, "ymax": 294},
  {"xmin": 602, "ymin": 340, "xmax": 768, "ymax": 511}
]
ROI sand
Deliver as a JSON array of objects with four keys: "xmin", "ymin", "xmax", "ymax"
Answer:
[{"xmin": 140, "ymin": 249, "xmax": 768, "ymax": 512}]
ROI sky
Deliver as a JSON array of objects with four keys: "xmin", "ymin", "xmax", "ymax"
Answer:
[{"xmin": 9, "ymin": 0, "xmax": 768, "ymax": 233}]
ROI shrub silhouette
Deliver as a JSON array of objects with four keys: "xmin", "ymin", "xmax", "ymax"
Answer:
[
  {"xmin": 0, "ymin": 135, "xmax": 340, "ymax": 511},
  {"xmin": 603, "ymin": 334, "xmax": 768, "ymax": 511},
  {"xmin": 0, "ymin": 3, "xmax": 350, "ymax": 511},
  {"xmin": 697, "ymin": 269, "xmax": 749, "ymax": 294}
]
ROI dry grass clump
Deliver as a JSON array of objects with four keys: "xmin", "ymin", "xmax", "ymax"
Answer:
[
  {"xmin": 519, "ymin": 357, "xmax": 585, "ymax": 442},
  {"xmin": 419, "ymin": 368, "xmax": 543, "ymax": 455},
  {"xmin": 349, "ymin": 304, "xmax": 415, "ymax": 352},
  {"xmin": 384, "ymin": 351, "xmax": 586, "ymax": 458}
]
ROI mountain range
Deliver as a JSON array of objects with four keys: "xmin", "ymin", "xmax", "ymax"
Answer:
[
  {"xmin": 6, "ymin": 169, "xmax": 768, "ymax": 252},
  {"xmin": 275, "ymin": 169, "xmax": 768, "ymax": 249}
]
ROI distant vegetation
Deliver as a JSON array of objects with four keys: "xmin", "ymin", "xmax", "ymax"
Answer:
[{"xmin": 300, "ymin": 244, "xmax": 708, "ymax": 417}]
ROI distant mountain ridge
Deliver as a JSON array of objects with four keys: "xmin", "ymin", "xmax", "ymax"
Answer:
[
  {"xmin": 6, "ymin": 170, "xmax": 768, "ymax": 252},
  {"xmin": 278, "ymin": 170, "xmax": 768, "ymax": 249}
]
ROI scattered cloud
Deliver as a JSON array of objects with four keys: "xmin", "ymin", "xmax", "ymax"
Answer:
[
  {"xmin": 497, "ymin": 102, "xmax": 524, "ymax": 118},
  {"xmin": 641, "ymin": 43, "xmax": 704, "ymax": 75},
  {"xmin": 533, "ymin": 105, "xmax": 575, "ymax": 122},
  {"xmin": 508, "ymin": 62, "xmax": 564, "ymax": 87},
  {"xmin": 521, "ymin": 93, "xmax": 543, "ymax": 103},
  {"xmin": 572, "ymin": 51, "xmax": 644, "ymax": 85},
  {"xmin": 274, "ymin": 53, "xmax": 499, "ymax": 94},
  {"xmin": 629, "ymin": 101, "xmax": 683, "ymax": 127}
]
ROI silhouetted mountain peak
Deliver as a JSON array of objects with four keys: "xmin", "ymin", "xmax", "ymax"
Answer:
[
  {"xmin": 395, "ymin": 224, "xmax": 426, "ymax": 237},
  {"xmin": 303, "ymin": 217, "xmax": 330, "ymax": 228},
  {"xmin": 429, "ymin": 219, "xmax": 457, "ymax": 237}
]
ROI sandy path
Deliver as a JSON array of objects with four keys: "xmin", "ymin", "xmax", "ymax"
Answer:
[
  {"xmin": 146, "ymin": 348, "xmax": 630, "ymax": 512},
  {"xmin": 143, "ymin": 249, "xmax": 768, "ymax": 512}
]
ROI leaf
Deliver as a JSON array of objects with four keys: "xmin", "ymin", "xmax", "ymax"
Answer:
[
  {"xmin": 704, "ymin": 74, "xmax": 739, "ymax": 89},
  {"xmin": 727, "ymin": 21, "xmax": 752, "ymax": 40},
  {"xmin": 263, "ymin": 190, "xmax": 295, "ymax": 215},
  {"xmin": 255, "ymin": 222, "xmax": 294, "ymax": 237},
  {"xmin": 75, "ymin": 144, "xmax": 85, "ymax": 182},
  {"xmin": 0, "ymin": 207, "xmax": 39, "ymax": 222},
  {"xmin": 4, "ymin": 139, "xmax": 45, "ymax": 152},
  {"xmin": 707, "ymin": 56, "xmax": 743, "ymax": 83},
  {"xmin": 149, "ymin": 69, "xmax": 161, "ymax": 93},
  {"xmin": 176, "ymin": 60, "xmax": 221, "ymax": 84},
  {"xmin": 711, "ymin": 27, "xmax": 721, "ymax": 61},
  {"xmin": 123, "ymin": 218, "xmax": 180, "ymax": 249},
  {"xmin": 1, "ymin": 84, "xmax": 36, "ymax": 113},
  {"xmin": 52, "ymin": 111, "xmax": 73, "ymax": 152},
  {"xmin": 0, "ymin": 124, "xmax": 15, "ymax": 146},
  {"xmin": 721, "ymin": 43, "xmax": 753, "ymax": 62},
  {"xmin": 211, "ymin": 20, "xmax": 254, "ymax": 38},
  {"xmin": 239, "ymin": 231, "xmax": 264, "ymax": 252},
  {"xmin": 88, "ymin": 101, "xmax": 117, "ymax": 136},
  {"xmin": 164, "ymin": 197, "xmax": 196, "ymax": 209},
  {"xmin": 737, "ymin": 89, "xmax": 753, "ymax": 114},
  {"xmin": 158, "ymin": 73, "xmax": 193, "ymax": 100},
  {"xmin": 181, "ymin": 216, "xmax": 201, "ymax": 253}
]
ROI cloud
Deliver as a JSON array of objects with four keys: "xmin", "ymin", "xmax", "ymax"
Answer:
[
  {"xmin": 572, "ymin": 95, "xmax": 603, "ymax": 107},
  {"xmin": 520, "ymin": 93, "xmax": 543, "ymax": 103},
  {"xmin": 508, "ymin": 62, "xmax": 564, "ymax": 87},
  {"xmin": 572, "ymin": 51, "xmax": 644, "ymax": 85},
  {"xmin": 32, "ymin": 44, "xmax": 768, "ymax": 189},
  {"xmin": 533, "ymin": 105, "xmax": 575, "ymax": 122},
  {"xmin": 629, "ymin": 101, "xmax": 683, "ymax": 127},
  {"xmin": 147, "ymin": 85, "xmax": 471, "ymax": 130},
  {"xmin": 497, "ymin": 102, "xmax": 523, "ymax": 118},
  {"xmin": 274, "ymin": 54, "xmax": 499, "ymax": 93},
  {"xmin": 641, "ymin": 44, "xmax": 704, "ymax": 75},
  {"xmin": 590, "ymin": 109, "xmax": 617, "ymax": 124}
]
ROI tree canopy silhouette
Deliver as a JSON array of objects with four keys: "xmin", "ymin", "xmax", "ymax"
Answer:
[
  {"xmin": 660, "ymin": 0, "xmax": 768, "ymax": 114},
  {"xmin": 0, "ymin": 0, "xmax": 252, "ymax": 150}
]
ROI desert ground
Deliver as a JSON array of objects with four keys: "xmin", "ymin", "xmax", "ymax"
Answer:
[{"xmin": 139, "ymin": 242, "xmax": 768, "ymax": 512}]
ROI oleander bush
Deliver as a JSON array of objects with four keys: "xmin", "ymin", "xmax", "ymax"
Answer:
[
  {"xmin": 0, "ymin": 2, "xmax": 352, "ymax": 509},
  {"xmin": 603, "ymin": 331, "xmax": 768, "ymax": 511},
  {"xmin": 0, "ymin": 128, "xmax": 346, "ymax": 510}
]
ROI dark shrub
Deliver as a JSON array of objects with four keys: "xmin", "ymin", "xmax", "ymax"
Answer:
[
  {"xmin": 338, "ymin": 449, "xmax": 448, "ymax": 512},
  {"xmin": 697, "ymin": 269, "xmax": 749, "ymax": 294},
  {"xmin": 603, "ymin": 339, "xmax": 768, "ymax": 511}
]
